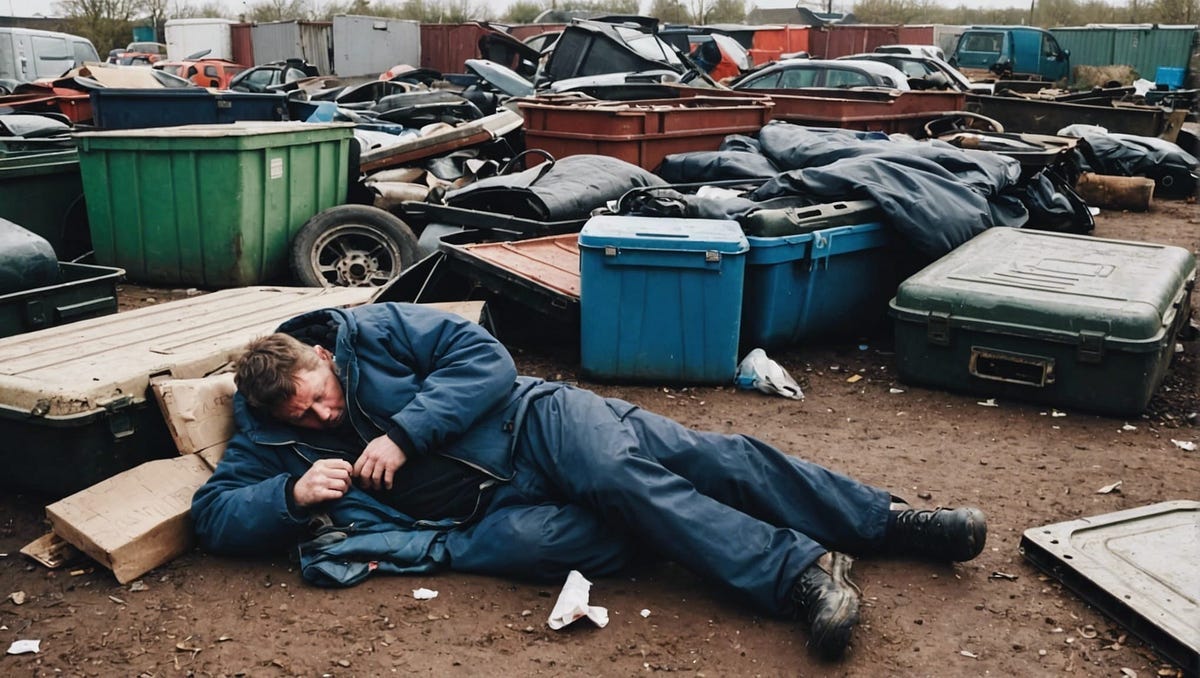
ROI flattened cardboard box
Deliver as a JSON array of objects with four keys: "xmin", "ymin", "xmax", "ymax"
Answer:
[
  {"xmin": 153, "ymin": 372, "xmax": 237, "ymax": 456},
  {"xmin": 46, "ymin": 454, "xmax": 214, "ymax": 584}
]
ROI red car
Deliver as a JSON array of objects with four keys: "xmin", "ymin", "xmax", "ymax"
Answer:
[{"xmin": 152, "ymin": 57, "xmax": 247, "ymax": 89}]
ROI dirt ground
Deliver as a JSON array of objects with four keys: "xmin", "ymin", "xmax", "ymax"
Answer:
[{"xmin": 1, "ymin": 201, "xmax": 1197, "ymax": 677}]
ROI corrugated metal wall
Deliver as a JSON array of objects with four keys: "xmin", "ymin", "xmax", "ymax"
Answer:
[
  {"xmin": 231, "ymin": 22, "xmax": 253, "ymax": 66},
  {"xmin": 1051, "ymin": 26, "xmax": 1196, "ymax": 80},
  {"xmin": 251, "ymin": 21, "xmax": 332, "ymax": 74},
  {"xmin": 420, "ymin": 23, "xmax": 490, "ymax": 74},
  {"xmin": 808, "ymin": 25, "xmax": 934, "ymax": 58},
  {"xmin": 331, "ymin": 16, "xmax": 419, "ymax": 76}
]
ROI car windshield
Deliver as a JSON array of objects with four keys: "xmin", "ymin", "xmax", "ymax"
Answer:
[{"xmin": 615, "ymin": 26, "xmax": 682, "ymax": 66}]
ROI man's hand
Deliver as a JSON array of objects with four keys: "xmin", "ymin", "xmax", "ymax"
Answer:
[
  {"xmin": 293, "ymin": 458, "xmax": 354, "ymax": 508},
  {"xmin": 353, "ymin": 434, "xmax": 407, "ymax": 491}
]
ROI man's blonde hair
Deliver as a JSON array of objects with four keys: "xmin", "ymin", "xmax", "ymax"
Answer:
[{"xmin": 235, "ymin": 333, "xmax": 322, "ymax": 411}]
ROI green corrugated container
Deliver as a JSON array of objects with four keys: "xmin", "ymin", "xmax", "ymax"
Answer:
[
  {"xmin": 1051, "ymin": 26, "xmax": 1195, "ymax": 82},
  {"xmin": 0, "ymin": 149, "xmax": 90, "ymax": 260},
  {"xmin": 74, "ymin": 122, "xmax": 354, "ymax": 288},
  {"xmin": 890, "ymin": 228, "xmax": 1195, "ymax": 417}
]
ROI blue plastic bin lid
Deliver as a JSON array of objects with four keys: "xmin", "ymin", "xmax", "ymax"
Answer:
[{"xmin": 579, "ymin": 215, "xmax": 748, "ymax": 253}]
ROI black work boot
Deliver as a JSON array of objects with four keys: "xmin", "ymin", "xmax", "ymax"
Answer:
[
  {"xmin": 886, "ymin": 505, "xmax": 987, "ymax": 562},
  {"xmin": 791, "ymin": 552, "xmax": 861, "ymax": 660}
]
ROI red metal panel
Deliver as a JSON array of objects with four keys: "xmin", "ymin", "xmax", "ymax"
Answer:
[
  {"xmin": 897, "ymin": 26, "xmax": 936, "ymax": 45},
  {"xmin": 420, "ymin": 23, "xmax": 490, "ymax": 74},
  {"xmin": 230, "ymin": 23, "xmax": 254, "ymax": 67},
  {"xmin": 784, "ymin": 25, "xmax": 809, "ymax": 55}
]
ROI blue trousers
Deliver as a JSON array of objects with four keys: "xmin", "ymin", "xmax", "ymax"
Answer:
[{"xmin": 446, "ymin": 386, "xmax": 891, "ymax": 616}]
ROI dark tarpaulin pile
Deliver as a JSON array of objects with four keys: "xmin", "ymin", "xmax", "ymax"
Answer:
[
  {"xmin": 1059, "ymin": 124, "xmax": 1200, "ymax": 199},
  {"xmin": 443, "ymin": 154, "xmax": 666, "ymax": 222},
  {"xmin": 652, "ymin": 122, "xmax": 1089, "ymax": 261}
]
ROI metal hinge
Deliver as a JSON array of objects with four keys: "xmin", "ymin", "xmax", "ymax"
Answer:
[
  {"xmin": 926, "ymin": 311, "xmax": 951, "ymax": 346},
  {"xmin": 98, "ymin": 394, "xmax": 137, "ymax": 439},
  {"xmin": 1076, "ymin": 330, "xmax": 1105, "ymax": 364}
]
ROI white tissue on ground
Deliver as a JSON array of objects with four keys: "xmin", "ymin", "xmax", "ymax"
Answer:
[
  {"xmin": 735, "ymin": 348, "xmax": 804, "ymax": 400},
  {"xmin": 547, "ymin": 570, "xmax": 609, "ymax": 630}
]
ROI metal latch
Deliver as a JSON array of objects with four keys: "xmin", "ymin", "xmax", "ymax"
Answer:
[
  {"xmin": 1076, "ymin": 330, "xmax": 1105, "ymax": 364},
  {"xmin": 705, "ymin": 250, "xmax": 721, "ymax": 263},
  {"xmin": 604, "ymin": 245, "xmax": 618, "ymax": 257},
  {"xmin": 926, "ymin": 311, "xmax": 951, "ymax": 346},
  {"xmin": 98, "ymin": 394, "xmax": 137, "ymax": 439}
]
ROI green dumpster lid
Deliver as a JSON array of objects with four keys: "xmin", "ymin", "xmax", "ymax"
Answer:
[
  {"xmin": 892, "ymin": 228, "xmax": 1196, "ymax": 344},
  {"xmin": 73, "ymin": 121, "xmax": 354, "ymax": 139},
  {"xmin": 579, "ymin": 215, "xmax": 748, "ymax": 254}
]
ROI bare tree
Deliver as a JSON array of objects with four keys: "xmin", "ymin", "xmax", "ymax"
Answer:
[
  {"xmin": 707, "ymin": 0, "xmax": 746, "ymax": 22},
  {"xmin": 55, "ymin": 0, "xmax": 142, "ymax": 52},
  {"xmin": 246, "ymin": 0, "xmax": 316, "ymax": 21},
  {"xmin": 649, "ymin": 0, "xmax": 689, "ymax": 22},
  {"xmin": 504, "ymin": 0, "xmax": 549, "ymax": 23},
  {"xmin": 167, "ymin": 1, "xmax": 229, "ymax": 18}
]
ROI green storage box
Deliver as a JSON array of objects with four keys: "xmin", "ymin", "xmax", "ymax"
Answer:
[
  {"xmin": 890, "ymin": 228, "xmax": 1195, "ymax": 416},
  {"xmin": 0, "ymin": 149, "xmax": 91, "ymax": 260},
  {"xmin": 74, "ymin": 122, "xmax": 354, "ymax": 288},
  {"xmin": 0, "ymin": 285, "xmax": 378, "ymax": 498}
]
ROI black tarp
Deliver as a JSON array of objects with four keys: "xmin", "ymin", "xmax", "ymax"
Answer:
[{"xmin": 652, "ymin": 122, "xmax": 1090, "ymax": 261}]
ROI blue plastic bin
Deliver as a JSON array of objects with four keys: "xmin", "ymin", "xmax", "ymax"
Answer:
[
  {"xmin": 89, "ymin": 89, "xmax": 287, "ymax": 130},
  {"xmin": 579, "ymin": 216, "xmax": 748, "ymax": 384},
  {"xmin": 742, "ymin": 220, "xmax": 896, "ymax": 348},
  {"xmin": 1155, "ymin": 66, "xmax": 1185, "ymax": 89}
]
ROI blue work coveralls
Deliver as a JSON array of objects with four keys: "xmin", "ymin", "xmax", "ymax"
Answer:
[{"xmin": 191, "ymin": 303, "xmax": 891, "ymax": 617}]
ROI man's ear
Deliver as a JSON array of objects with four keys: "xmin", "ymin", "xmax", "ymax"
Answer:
[{"xmin": 314, "ymin": 345, "xmax": 330, "ymax": 362}]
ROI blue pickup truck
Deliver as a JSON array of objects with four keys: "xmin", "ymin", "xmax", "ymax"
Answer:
[{"xmin": 950, "ymin": 26, "xmax": 1071, "ymax": 83}]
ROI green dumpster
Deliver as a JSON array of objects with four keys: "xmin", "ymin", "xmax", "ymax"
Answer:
[
  {"xmin": 0, "ymin": 149, "xmax": 91, "ymax": 260},
  {"xmin": 74, "ymin": 121, "xmax": 354, "ymax": 288}
]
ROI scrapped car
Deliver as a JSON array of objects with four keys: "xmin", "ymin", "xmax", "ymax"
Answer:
[
  {"xmin": 875, "ymin": 44, "xmax": 946, "ymax": 61},
  {"xmin": 228, "ymin": 59, "xmax": 320, "ymax": 93},
  {"xmin": 537, "ymin": 19, "xmax": 715, "ymax": 90},
  {"xmin": 730, "ymin": 58, "xmax": 911, "ymax": 91},
  {"xmin": 106, "ymin": 41, "xmax": 167, "ymax": 66},
  {"xmin": 837, "ymin": 53, "xmax": 974, "ymax": 91},
  {"xmin": 153, "ymin": 55, "xmax": 247, "ymax": 89}
]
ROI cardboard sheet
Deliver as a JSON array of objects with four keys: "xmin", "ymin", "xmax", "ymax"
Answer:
[
  {"xmin": 46, "ymin": 455, "xmax": 214, "ymax": 584},
  {"xmin": 152, "ymin": 372, "xmax": 237, "ymax": 455}
]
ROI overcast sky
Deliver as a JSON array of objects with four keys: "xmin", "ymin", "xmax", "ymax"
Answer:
[{"xmin": 4, "ymin": 0, "xmax": 1034, "ymax": 19}]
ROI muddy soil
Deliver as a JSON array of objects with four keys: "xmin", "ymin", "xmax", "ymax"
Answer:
[{"xmin": 1, "ymin": 201, "xmax": 1197, "ymax": 677}]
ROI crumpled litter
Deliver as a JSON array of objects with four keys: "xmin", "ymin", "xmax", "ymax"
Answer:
[
  {"xmin": 6, "ymin": 639, "xmax": 39, "ymax": 655},
  {"xmin": 1171, "ymin": 439, "xmax": 1197, "ymax": 452},
  {"xmin": 412, "ymin": 588, "xmax": 438, "ymax": 600},
  {"xmin": 734, "ymin": 348, "xmax": 804, "ymax": 400},
  {"xmin": 547, "ymin": 570, "xmax": 608, "ymax": 630}
]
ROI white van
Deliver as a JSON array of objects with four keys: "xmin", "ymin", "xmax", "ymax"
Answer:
[{"xmin": 0, "ymin": 27, "xmax": 101, "ymax": 84}]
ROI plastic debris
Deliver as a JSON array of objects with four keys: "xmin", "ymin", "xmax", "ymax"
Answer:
[
  {"xmin": 989, "ymin": 571, "xmax": 1019, "ymax": 581},
  {"xmin": 412, "ymin": 588, "xmax": 439, "ymax": 600},
  {"xmin": 1096, "ymin": 480, "xmax": 1123, "ymax": 494},
  {"xmin": 1121, "ymin": 423, "xmax": 1137, "ymax": 431},
  {"xmin": 846, "ymin": 374, "xmax": 863, "ymax": 383},
  {"xmin": 977, "ymin": 398, "xmax": 998, "ymax": 407},
  {"xmin": 7, "ymin": 591, "xmax": 24, "ymax": 605},
  {"xmin": 1051, "ymin": 410, "xmax": 1067, "ymax": 418},
  {"xmin": 889, "ymin": 387, "xmax": 905, "ymax": 394},
  {"xmin": 640, "ymin": 609, "xmax": 651, "ymax": 618},
  {"xmin": 960, "ymin": 650, "xmax": 978, "ymax": 658},
  {"xmin": 734, "ymin": 349, "xmax": 804, "ymax": 400},
  {"xmin": 547, "ymin": 570, "xmax": 608, "ymax": 630},
  {"xmin": 6, "ymin": 639, "xmax": 39, "ymax": 655},
  {"xmin": 1170, "ymin": 439, "xmax": 1196, "ymax": 452}
]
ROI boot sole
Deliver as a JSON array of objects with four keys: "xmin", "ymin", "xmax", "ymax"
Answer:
[{"xmin": 809, "ymin": 554, "xmax": 861, "ymax": 660}]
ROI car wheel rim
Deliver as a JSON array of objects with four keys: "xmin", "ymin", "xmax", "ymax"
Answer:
[{"xmin": 309, "ymin": 224, "xmax": 404, "ymax": 287}]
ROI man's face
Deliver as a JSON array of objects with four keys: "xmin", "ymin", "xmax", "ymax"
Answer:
[{"xmin": 271, "ymin": 346, "xmax": 346, "ymax": 430}]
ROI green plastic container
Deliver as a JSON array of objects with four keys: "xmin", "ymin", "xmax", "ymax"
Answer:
[
  {"xmin": 0, "ymin": 149, "xmax": 90, "ymax": 260},
  {"xmin": 890, "ymin": 228, "xmax": 1196, "ymax": 416},
  {"xmin": 75, "ymin": 122, "xmax": 354, "ymax": 288}
]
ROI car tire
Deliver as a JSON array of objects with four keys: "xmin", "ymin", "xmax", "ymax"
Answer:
[{"xmin": 289, "ymin": 205, "xmax": 419, "ymax": 288}]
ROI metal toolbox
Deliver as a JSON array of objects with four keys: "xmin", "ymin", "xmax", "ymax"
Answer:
[
  {"xmin": 889, "ymin": 228, "xmax": 1195, "ymax": 416},
  {"xmin": 0, "ymin": 285, "xmax": 377, "ymax": 497}
]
